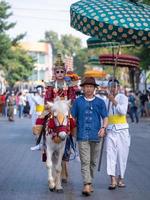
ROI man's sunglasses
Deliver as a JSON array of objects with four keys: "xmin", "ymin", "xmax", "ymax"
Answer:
[{"xmin": 56, "ymin": 70, "xmax": 65, "ymax": 74}]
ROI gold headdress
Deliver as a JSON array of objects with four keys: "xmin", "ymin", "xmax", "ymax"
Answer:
[{"xmin": 54, "ymin": 53, "xmax": 66, "ymax": 71}]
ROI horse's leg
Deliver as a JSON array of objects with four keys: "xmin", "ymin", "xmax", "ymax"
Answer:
[
  {"xmin": 46, "ymin": 145, "xmax": 55, "ymax": 191},
  {"xmin": 55, "ymin": 144, "xmax": 66, "ymax": 192},
  {"xmin": 61, "ymin": 136, "xmax": 71, "ymax": 182},
  {"xmin": 61, "ymin": 161, "xmax": 68, "ymax": 183}
]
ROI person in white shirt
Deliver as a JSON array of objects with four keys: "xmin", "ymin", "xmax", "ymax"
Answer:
[
  {"xmin": 17, "ymin": 92, "xmax": 26, "ymax": 118},
  {"xmin": 29, "ymin": 86, "xmax": 45, "ymax": 151},
  {"xmin": 106, "ymin": 79, "xmax": 130, "ymax": 190}
]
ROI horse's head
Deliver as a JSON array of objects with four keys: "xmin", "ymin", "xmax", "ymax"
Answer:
[{"xmin": 48, "ymin": 97, "xmax": 71, "ymax": 142}]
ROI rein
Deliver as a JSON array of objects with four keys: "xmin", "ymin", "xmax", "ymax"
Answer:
[{"xmin": 54, "ymin": 125, "xmax": 70, "ymax": 134}]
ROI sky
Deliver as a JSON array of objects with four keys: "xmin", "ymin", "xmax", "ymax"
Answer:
[{"xmin": 7, "ymin": 0, "xmax": 89, "ymax": 47}]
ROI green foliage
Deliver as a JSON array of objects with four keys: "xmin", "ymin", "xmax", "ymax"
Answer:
[
  {"xmin": 44, "ymin": 31, "xmax": 60, "ymax": 59},
  {"xmin": 143, "ymin": 0, "xmax": 150, "ymax": 5},
  {"xmin": 43, "ymin": 30, "xmax": 83, "ymax": 75},
  {"xmin": 136, "ymin": 48, "xmax": 150, "ymax": 70},
  {"xmin": 0, "ymin": 33, "xmax": 12, "ymax": 66},
  {"xmin": 61, "ymin": 34, "xmax": 82, "ymax": 56},
  {"xmin": 0, "ymin": 1, "xmax": 16, "ymax": 32},
  {"xmin": 4, "ymin": 48, "xmax": 34, "ymax": 87},
  {"xmin": 44, "ymin": 31, "xmax": 82, "ymax": 58},
  {"xmin": 11, "ymin": 33, "xmax": 27, "ymax": 46},
  {"xmin": 124, "ymin": 46, "xmax": 150, "ymax": 71},
  {"xmin": 74, "ymin": 48, "xmax": 89, "ymax": 76}
]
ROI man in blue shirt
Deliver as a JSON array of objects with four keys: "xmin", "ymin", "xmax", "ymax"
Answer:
[{"xmin": 71, "ymin": 77, "xmax": 108, "ymax": 196}]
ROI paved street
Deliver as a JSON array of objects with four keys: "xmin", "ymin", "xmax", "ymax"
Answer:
[{"xmin": 0, "ymin": 116, "xmax": 150, "ymax": 200}]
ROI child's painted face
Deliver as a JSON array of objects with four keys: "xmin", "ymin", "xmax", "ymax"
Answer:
[{"xmin": 55, "ymin": 69, "xmax": 65, "ymax": 80}]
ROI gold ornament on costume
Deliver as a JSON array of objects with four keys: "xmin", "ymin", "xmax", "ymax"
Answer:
[{"xmin": 54, "ymin": 53, "xmax": 65, "ymax": 70}]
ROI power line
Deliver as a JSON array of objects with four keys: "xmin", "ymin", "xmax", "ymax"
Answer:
[
  {"xmin": 13, "ymin": 14, "xmax": 68, "ymax": 22},
  {"xmin": 12, "ymin": 7, "xmax": 68, "ymax": 13}
]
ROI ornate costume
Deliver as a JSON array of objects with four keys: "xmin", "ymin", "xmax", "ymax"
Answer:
[
  {"xmin": 45, "ymin": 80, "xmax": 76, "ymax": 104},
  {"xmin": 43, "ymin": 54, "xmax": 77, "ymax": 182},
  {"xmin": 44, "ymin": 80, "xmax": 77, "ymax": 162},
  {"xmin": 35, "ymin": 54, "xmax": 77, "ymax": 165}
]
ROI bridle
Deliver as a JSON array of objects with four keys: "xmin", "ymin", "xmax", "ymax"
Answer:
[{"xmin": 47, "ymin": 113, "xmax": 70, "ymax": 140}]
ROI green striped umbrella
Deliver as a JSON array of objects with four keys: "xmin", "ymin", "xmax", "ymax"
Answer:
[
  {"xmin": 70, "ymin": 0, "xmax": 150, "ymax": 47},
  {"xmin": 87, "ymin": 37, "xmax": 134, "ymax": 48},
  {"xmin": 88, "ymin": 56, "xmax": 100, "ymax": 65}
]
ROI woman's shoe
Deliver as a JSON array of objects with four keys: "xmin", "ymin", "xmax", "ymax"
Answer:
[
  {"xmin": 117, "ymin": 178, "xmax": 126, "ymax": 188},
  {"xmin": 108, "ymin": 183, "xmax": 117, "ymax": 190},
  {"xmin": 118, "ymin": 182, "xmax": 126, "ymax": 188}
]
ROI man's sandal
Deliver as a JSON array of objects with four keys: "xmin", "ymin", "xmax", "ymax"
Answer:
[{"xmin": 82, "ymin": 184, "xmax": 91, "ymax": 196}]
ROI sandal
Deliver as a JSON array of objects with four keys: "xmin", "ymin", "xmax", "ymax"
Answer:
[
  {"xmin": 117, "ymin": 177, "xmax": 126, "ymax": 188},
  {"xmin": 118, "ymin": 182, "xmax": 126, "ymax": 188},
  {"xmin": 82, "ymin": 184, "xmax": 91, "ymax": 196},
  {"xmin": 108, "ymin": 183, "xmax": 117, "ymax": 190}
]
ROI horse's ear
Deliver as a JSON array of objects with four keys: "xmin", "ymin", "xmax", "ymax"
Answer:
[
  {"xmin": 54, "ymin": 96, "xmax": 61, "ymax": 102},
  {"xmin": 47, "ymin": 101, "xmax": 54, "ymax": 108}
]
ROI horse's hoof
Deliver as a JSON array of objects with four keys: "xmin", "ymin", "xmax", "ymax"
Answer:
[
  {"xmin": 56, "ymin": 189, "xmax": 64, "ymax": 193},
  {"xmin": 49, "ymin": 187, "xmax": 55, "ymax": 192}
]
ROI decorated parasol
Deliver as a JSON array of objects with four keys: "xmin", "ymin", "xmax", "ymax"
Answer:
[
  {"xmin": 99, "ymin": 54, "xmax": 140, "ymax": 90},
  {"xmin": 84, "ymin": 69, "xmax": 107, "ymax": 78},
  {"xmin": 70, "ymin": 0, "xmax": 150, "ymax": 47},
  {"xmin": 87, "ymin": 37, "xmax": 136, "ymax": 76},
  {"xmin": 99, "ymin": 54, "xmax": 140, "ymax": 68}
]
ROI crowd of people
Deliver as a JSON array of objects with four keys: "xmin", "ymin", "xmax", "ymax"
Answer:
[
  {"xmin": 0, "ymin": 85, "xmax": 149, "ymax": 123},
  {"xmin": 0, "ymin": 90, "xmax": 30, "ymax": 121},
  {"xmin": 127, "ymin": 90, "xmax": 150, "ymax": 123}
]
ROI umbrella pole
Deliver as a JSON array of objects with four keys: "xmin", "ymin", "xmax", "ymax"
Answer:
[
  {"xmin": 112, "ymin": 47, "xmax": 115, "ymax": 78},
  {"xmin": 97, "ymin": 137, "xmax": 105, "ymax": 171},
  {"xmin": 114, "ymin": 45, "xmax": 121, "ymax": 79}
]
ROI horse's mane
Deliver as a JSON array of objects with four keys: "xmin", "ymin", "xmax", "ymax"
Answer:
[{"xmin": 49, "ymin": 97, "xmax": 71, "ymax": 113}]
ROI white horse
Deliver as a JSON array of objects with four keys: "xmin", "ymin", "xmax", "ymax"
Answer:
[{"xmin": 45, "ymin": 97, "xmax": 71, "ymax": 193}]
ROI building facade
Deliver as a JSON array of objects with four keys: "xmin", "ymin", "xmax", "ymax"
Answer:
[
  {"xmin": 64, "ymin": 56, "xmax": 73, "ymax": 71},
  {"xmin": 20, "ymin": 42, "xmax": 53, "ymax": 83}
]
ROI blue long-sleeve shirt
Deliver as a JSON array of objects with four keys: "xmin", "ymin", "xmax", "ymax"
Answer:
[{"xmin": 71, "ymin": 96, "xmax": 108, "ymax": 141}]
